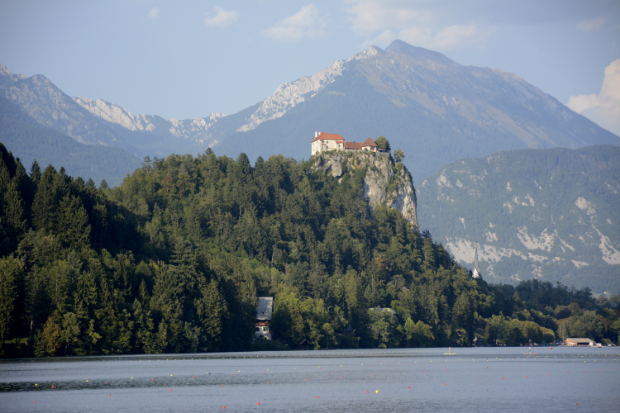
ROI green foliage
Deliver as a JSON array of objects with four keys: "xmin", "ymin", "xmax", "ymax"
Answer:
[
  {"xmin": 0, "ymin": 142, "xmax": 615, "ymax": 357},
  {"xmin": 375, "ymin": 136, "xmax": 391, "ymax": 152},
  {"xmin": 394, "ymin": 149, "xmax": 405, "ymax": 163}
]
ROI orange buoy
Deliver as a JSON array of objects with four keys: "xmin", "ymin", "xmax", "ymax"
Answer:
[
  {"xmin": 223, "ymin": 407, "xmax": 226, "ymax": 410},
  {"xmin": 108, "ymin": 394, "xmax": 111, "ymax": 397},
  {"xmin": 408, "ymin": 386, "xmax": 410, "ymax": 389},
  {"xmin": 169, "ymin": 389, "xmax": 172, "ymax": 391},
  {"xmin": 443, "ymin": 383, "xmax": 446, "ymax": 385},
  {"xmin": 316, "ymin": 396, "xmax": 319, "ymax": 398},
  {"xmin": 267, "ymin": 381, "xmax": 269, "ymax": 384},
  {"xmin": 257, "ymin": 402, "xmax": 260, "ymax": 405}
]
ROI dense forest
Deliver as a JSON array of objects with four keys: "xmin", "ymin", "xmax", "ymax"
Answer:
[{"xmin": 0, "ymin": 142, "xmax": 618, "ymax": 357}]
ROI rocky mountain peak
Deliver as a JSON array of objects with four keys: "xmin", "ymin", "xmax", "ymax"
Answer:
[
  {"xmin": 347, "ymin": 45, "xmax": 384, "ymax": 62},
  {"xmin": 385, "ymin": 40, "xmax": 456, "ymax": 66},
  {"xmin": 0, "ymin": 63, "xmax": 26, "ymax": 85},
  {"xmin": 236, "ymin": 59, "xmax": 346, "ymax": 132}
]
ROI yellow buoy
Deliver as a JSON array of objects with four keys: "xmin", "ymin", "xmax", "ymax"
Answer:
[{"xmin": 376, "ymin": 390, "xmax": 379, "ymax": 393}]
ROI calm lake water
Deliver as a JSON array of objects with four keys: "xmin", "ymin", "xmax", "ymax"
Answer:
[{"xmin": 1, "ymin": 347, "xmax": 618, "ymax": 412}]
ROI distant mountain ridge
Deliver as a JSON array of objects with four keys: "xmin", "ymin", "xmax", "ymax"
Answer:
[
  {"xmin": 1, "ymin": 40, "xmax": 618, "ymax": 180},
  {"xmin": 72, "ymin": 96, "xmax": 226, "ymax": 148},
  {"xmin": 416, "ymin": 145, "xmax": 620, "ymax": 294},
  {"xmin": 0, "ymin": 63, "xmax": 226, "ymax": 158}
]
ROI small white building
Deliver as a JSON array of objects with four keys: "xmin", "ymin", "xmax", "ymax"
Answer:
[
  {"xmin": 565, "ymin": 338, "xmax": 595, "ymax": 346},
  {"xmin": 472, "ymin": 248, "xmax": 481, "ymax": 279}
]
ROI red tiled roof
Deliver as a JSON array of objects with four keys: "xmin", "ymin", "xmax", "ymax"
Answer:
[
  {"xmin": 362, "ymin": 137, "xmax": 378, "ymax": 147},
  {"xmin": 344, "ymin": 142, "xmax": 363, "ymax": 150},
  {"xmin": 312, "ymin": 132, "xmax": 344, "ymax": 143}
]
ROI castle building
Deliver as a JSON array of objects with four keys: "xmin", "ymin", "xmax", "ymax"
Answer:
[
  {"xmin": 311, "ymin": 131, "xmax": 378, "ymax": 156},
  {"xmin": 472, "ymin": 248, "xmax": 481, "ymax": 279}
]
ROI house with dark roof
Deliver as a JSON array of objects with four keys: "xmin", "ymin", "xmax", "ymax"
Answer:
[
  {"xmin": 311, "ymin": 132, "xmax": 379, "ymax": 156},
  {"xmin": 254, "ymin": 297, "xmax": 273, "ymax": 341}
]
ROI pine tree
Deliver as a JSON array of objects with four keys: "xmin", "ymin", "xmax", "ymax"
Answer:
[
  {"xmin": 30, "ymin": 160, "xmax": 41, "ymax": 184},
  {"xmin": 195, "ymin": 279, "xmax": 227, "ymax": 351},
  {"xmin": 0, "ymin": 256, "xmax": 20, "ymax": 346},
  {"xmin": 4, "ymin": 179, "xmax": 27, "ymax": 230}
]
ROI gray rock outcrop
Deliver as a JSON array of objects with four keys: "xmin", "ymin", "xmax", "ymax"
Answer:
[{"xmin": 313, "ymin": 151, "xmax": 417, "ymax": 227}]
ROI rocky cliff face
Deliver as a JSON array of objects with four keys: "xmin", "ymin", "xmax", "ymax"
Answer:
[
  {"xmin": 313, "ymin": 151, "xmax": 417, "ymax": 226},
  {"xmin": 416, "ymin": 145, "xmax": 620, "ymax": 294},
  {"xmin": 73, "ymin": 96, "xmax": 225, "ymax": 145}
]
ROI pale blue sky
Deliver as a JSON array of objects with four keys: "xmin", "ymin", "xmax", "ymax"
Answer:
[{"xmin": 1, "ymin": 0, "xmax": 619, "ymax": 132}]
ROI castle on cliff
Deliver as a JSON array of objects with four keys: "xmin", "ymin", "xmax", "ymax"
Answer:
[{"xmin": 311, "ymin": 131, "xmax": 379, "ymax": 156}]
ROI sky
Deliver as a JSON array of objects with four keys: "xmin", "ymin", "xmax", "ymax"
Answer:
[{"xmin": 1, "ymin": 0, "xmax": 619, "ymax": 135}]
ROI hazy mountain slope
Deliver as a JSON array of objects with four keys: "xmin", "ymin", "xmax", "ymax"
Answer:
[
  {"xmin": 0, "ymin": 96, "xmax": 141, "ymax": 186},
  {"xmin": 0, "ymin": 63, "xmax": 135, "ymax": 152},
  {"xmin": 416, "ymin": 145, "xmax": 620, "ymax": 294},
  {"xmin": 214, "ymin": 40, "xmax": 619, "ymax": 180},
  {"xmin": 0, "ymin": 63, "xmax": 228, "ymax": 159}
]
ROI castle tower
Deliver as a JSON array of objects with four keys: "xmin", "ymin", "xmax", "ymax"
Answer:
[{"xmin": 472, "ymin": 247, "xmax": 481, "ymax": 279}]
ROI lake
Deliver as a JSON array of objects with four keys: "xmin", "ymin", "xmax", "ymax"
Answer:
[{"xmin": 1, "ymin": 347, "xmax": 618, "ymax": 412}]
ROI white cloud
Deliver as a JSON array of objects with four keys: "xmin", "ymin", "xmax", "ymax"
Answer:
[
  {"xmin": 347, "ymin": 1, "xmax": 489, "ymax": 50},
  {"xmin": 348, "ymin": 1, "xmax": 431, "ymax": 33},
  {"xmin": 204, "ymin": 6, "xmax": 238, "ymax": 28},
  {"xmin": 568, "ymin": 59, "xmax": 620, "ymax": 136},
  {"xmin": 261, "ymin": 4, "xmax": 325, "ymax": 41},
  {"xmin": 577, "ymin": 17, "xmax": 608, "ymax": 33},
  {"xmin": 149, "ymin": 7, "xmax": 159, "ymax": 19}
]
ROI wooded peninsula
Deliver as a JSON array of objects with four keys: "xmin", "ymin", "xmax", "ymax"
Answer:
[{"xmin": 0, "ymin": 142, "xmax": 618, "ymax": 357}]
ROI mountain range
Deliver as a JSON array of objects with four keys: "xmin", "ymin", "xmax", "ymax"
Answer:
[{"xmin": 2, "ymin": 40, "xmax": 618, "ymax": 181}]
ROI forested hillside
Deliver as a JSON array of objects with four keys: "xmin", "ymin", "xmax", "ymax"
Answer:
[{"xmin": 1, "ymin": 143, "xmax": 618, "ymax": 358}]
